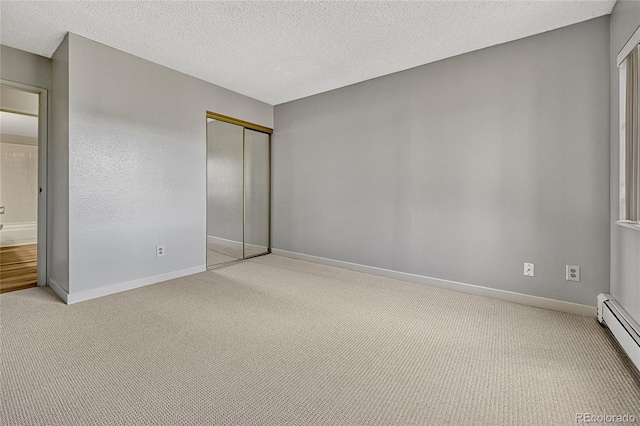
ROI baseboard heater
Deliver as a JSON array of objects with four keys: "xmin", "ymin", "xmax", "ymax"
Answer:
[{"xmin": 598, "ymin": 294, "xmax": 640, "ymax": 372}]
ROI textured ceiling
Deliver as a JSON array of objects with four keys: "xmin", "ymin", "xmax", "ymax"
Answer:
[{"xmin": 0, "ymin": 1, "xmax": 615, "ymax": 105}]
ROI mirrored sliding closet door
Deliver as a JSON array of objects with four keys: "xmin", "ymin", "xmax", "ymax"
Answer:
[{"xmin": 206, "ymin": 113, "xmax": 271, "ymax": 268}]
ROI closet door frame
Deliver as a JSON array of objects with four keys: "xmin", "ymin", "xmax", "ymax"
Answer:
[{"xmin": 205, "ymin": 111, "xmax": 272, "ymax": 268}]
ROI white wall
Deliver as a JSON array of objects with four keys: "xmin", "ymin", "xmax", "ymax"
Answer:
[
  {"xmin": 609, "ymin": 1, "xmax": 640, "ymax": 323},
  {"xmin": 273, "ymin": 17, "xmax": 610, "ymax": 307},
  {"xmin": 0, "ymin": 140, "xmax": 38, "ymax": 225},
  {"xmin": 63, "ymin": 34, "xmax": 272, "ymax": 297}
]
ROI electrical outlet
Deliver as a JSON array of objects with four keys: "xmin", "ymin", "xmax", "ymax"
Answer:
[
  {"xmin": 156, "ymin": 245, "xmax": 165, "ymax": 257},
  {"xmin": 566, "ymin": 265, "xmax": 580, "ymax": 282},
  {"xmin": 524, "ymin": 262, "xmax": 534, "ymax": 277}
]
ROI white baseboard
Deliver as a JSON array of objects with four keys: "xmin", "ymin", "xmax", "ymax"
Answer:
[
  {"xmin": 272, "ymin": 249, "xmax": 596, "ymax": 317},
  {"xmin": 48, "ymin": 265, "xmax": 206, "ymax": 305},
  {"xmin": 47, "ymin": 277, "xmax": 69, "ymax": 303}
]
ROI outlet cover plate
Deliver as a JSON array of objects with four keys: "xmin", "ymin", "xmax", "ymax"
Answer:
[
  {"xmin": 524, "ymin": 262, "xmax": 534, "ymax": 277},
  {"xmin": 566, "ymin": 265, "xmax": 580, "ymax": 282}
]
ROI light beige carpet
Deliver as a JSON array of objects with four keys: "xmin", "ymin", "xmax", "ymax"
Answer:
[{"xmin": 1, "ymin": 255, "xmax": 639, "ymax": 425}]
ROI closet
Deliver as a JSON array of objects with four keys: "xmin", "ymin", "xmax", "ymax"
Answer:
[{"xmin": 206, "ymin": 112, "xmax": 271, "ymax": 268}]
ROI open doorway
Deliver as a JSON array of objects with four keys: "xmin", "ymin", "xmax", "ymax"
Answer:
[{"xmin": 0, "ymin": 83, "xmax": 46, "ymax": 293}]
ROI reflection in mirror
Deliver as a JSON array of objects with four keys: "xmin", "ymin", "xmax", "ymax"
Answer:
[
  {"xmin": 206, "ymin": 119, "xmax": 244, "ymax": 266},
  {"xmin": 244, "ymin": 129, "xmax": 270, "ymax": 257}
]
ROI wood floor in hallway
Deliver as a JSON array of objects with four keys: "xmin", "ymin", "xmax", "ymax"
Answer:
[{"xmin": 0, "ymin": 244, "xmax": 37, "ymax": 293}]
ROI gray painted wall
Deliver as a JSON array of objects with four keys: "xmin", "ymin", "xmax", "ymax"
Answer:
[
  {"xmin": 273, "ymin": 17, "xmax": 610, "ymax": 307},
  {"xmin": 610, "ymin": 1, "xmax": 640, "ymax": 323},
  {"xmin": 66, "ymin": 34, "xmax": 272, "ymax": 294},
  {"xmin": 50, "ymin": 36, "xmax": 70, "ymax": 291},
  {"xmin": 0, "ymin": 45, "xmax": 51, "ymax": 90}
]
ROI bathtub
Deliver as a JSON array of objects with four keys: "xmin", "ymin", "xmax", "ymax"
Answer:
[{"xmin": 0, "ymin": 222, "xmax": 37, "ymax": 247}]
